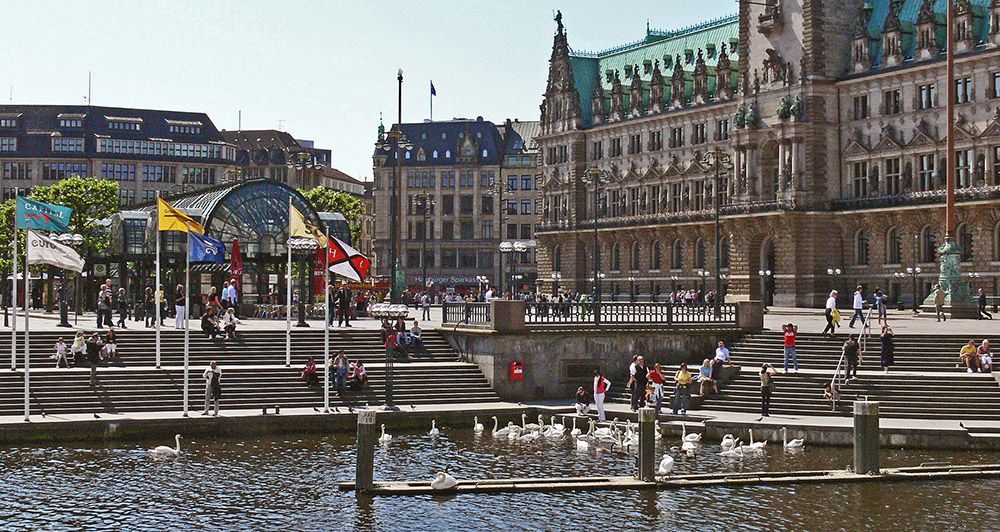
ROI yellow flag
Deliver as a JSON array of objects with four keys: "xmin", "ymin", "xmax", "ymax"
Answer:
[
  {"xmin": 289, "ymin": 204, "xmax": 327, "ymax": 247},
  {"xmin": 158, "ymin": 197, "xmax": 205, "ymax": 234}
]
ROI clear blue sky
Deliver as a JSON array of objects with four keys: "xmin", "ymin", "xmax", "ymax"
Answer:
[{"xmin": 4, "ymin": 0, "xmax": 736, "ymax": 181}]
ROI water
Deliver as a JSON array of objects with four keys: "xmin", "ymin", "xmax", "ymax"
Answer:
[{"xmin": 3, "ymin": 423, "xmax": 1000, "ymax": 531}]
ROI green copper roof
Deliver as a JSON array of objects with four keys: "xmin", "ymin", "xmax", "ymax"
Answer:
[{"xmin": 865, "ymin": 0, "xmax": 992, "ymax": 67}]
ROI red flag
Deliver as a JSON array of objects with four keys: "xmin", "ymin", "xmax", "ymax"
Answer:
[
  {"xmin": 230, "ymin": 238, "xmax": 243, "ymax": 293},
  {"xmin": 327, "ymin": 236, "xmax": 371, "ymax": 282}
]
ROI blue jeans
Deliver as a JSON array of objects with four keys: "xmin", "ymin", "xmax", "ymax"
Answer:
[
  {"xmin": 332, "ymin": 368, "xmax": 347, "ymax": 391},
  {"xmin": 653, "ymin": 383, "xmax": 664, "ymax": 413},
  {"xmin": 672, "ymin": 384, "xmax": 689, "ymax": 414},
  {"xmin": 783, "ymin": 346, "xmax": 798, "ymax": 371}
]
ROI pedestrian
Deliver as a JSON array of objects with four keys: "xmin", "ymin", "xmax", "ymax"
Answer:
[
  {"xmin": 698, "ymin": 359, "xmax": 716, "ymax": 396},
  {"xmin": 115, "ymin": 288, "xmax": 128, "ymax": 328},
  {"xmin": 96, "ymin": 283, "xmax": 110, "ymax": 329},
  {"xmin": 848, "ymin": 285, "xmax": 865, "ymax": 328},
  {"xmin": 207, "ymin": 286, "xmax": 220, "ymax": 311},
  {"xmin": 978, "ymin": 288, "xmax": 993, "ymax": 320},
  {"xmin": 880, "ymin": 325, "xmax": 895, "ymax": 373},
  {"xmin": 52, "ymin": 337, "xmax": 69, "ymax": 368},
  {"xmin": 960, "ymin": 339, "xmax": 981, "ymax": 372},
  {"xmin": 575, "ymin": 386, "xmax": 590, "ymax": 415},
  {"xmin": 337, "ymin": 282, "xmax": 353, "ymax": 327},
  {"xmin": 143, "ymin": 287, "xmax": 155, "ymax": 328},
  {"xmin": 714, "ymin": 341, "xmax": 732, "ymax": 366},
  {"xmin": 221, "ymin": 281, "xmax": 231, "ymax": 310},
  {"xmin": 630, "ymin": 356, "xmax": 648, "ymax": 411},
  {"xmin": 86, "ymin": 332, "xmax": 103, "ymax": 385},
  {"xmin": 301, "ymin": 356, "xmax": 319, "ymax": 387},
  {"xmin": 979, "ymin": 339, "xmax": 993, "ymax": 373},
  {"xmin": 226, "ymin": 280, "xmax": 238, "ymax": 315},
  {"xmin": 202, "ymin": 360, "xmax": 221, "ymax": 416},
  {"xmin": 672, "ymin": 362, "xmax": 692, "ymax": 416},
  {"xmin": 873, "ymin": 287, "xmax": 888, "ymax": 327},
  {"xmin": 782, "ymin": 323, "xmax": 799, "ymax": 373},
  {"xmin": 759, "ymin": 363, "xmax": 777, "ymax": 417},
  {"xmin": 843, "ymin": 334, "xmax": 860, "ymax": 381},
  {"xmin": 158, "ymin": 284, "xmax": 167, "ymax": 325},
  {"xmin": 647, "ymin": 362, "xmax": 666, "ymax": 414},
  {"xmin": 593, "ymin": 369, "xmax": 611, "ymax": 422},
  {"xmin": 71, "ymin": 330, "xmax": 86, "ymax": 367},
  {"xmin": 174, "ymin": 284, "xmax": 186, "ymax": 330},
  {"xmin": 104, "ymin": 328, "xmax": 117, "ymax": 360},
  {"xmin": 933, "ymin": 283, "xmax": 947, "ymax": 322},
  {"xmin": 823, "ymin": 290, "xmax": 838, "ymax": 336},
  {"xmin": 421, "ymin": 291, "xmax": 431, "ymax": 321},
  {"xmin": 332, "ymin": 349, "xmax": 349, "ymax": 394}
]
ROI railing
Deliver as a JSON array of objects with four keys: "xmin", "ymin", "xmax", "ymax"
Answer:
[
  {"xmin": 525, "ymin": 302, "xmax": 736, "ymax": 325},
  {"xmin": 831, "ymin": 305, "xmax": 874, "ymax": 411},
  {"xmin": 441, "ymin": 302, "xmax": 491, "ymax": 325}
]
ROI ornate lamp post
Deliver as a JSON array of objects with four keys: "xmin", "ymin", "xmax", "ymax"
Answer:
[
  {"xmin": 374, "ymin": 69, "xmax": 412, "ymax": 303},
  {"xmin": 288, "ymin": 238, "xmax": 318, "ymax": 327},
  {"xmin": 499, "ymin": 241, "xmax": 527, "ymax": 298},
  {"xmin": 584, "ymin": 168, "xmax": 610, "ymax": 324},
  {"xmin": 475, "ymin": 275, "xmax": 488, "ymax": 300},
  {"xmin": 697, "ymin": 269, "xmax": 711, "ymax": 297},
  {"xmin": 550, "ymin": 272, "xmax": 562, "ymax": 295},
  {"xmin": 627, "ymin": 275, "xmax": 636, "ymax": 303},
  {"xmin": 758, "ymin": 269, "xmax": 774, "ymax": 311},
  {"xmin": 286, "ymin": 151, "xmax": 319, "ymax": 189},
  {"xmin": 702, "ymin": 148, "xmax": 732, "ymax": 316},
  {"xmin": 487, "ymin": 176, "xmax": 512, "ymax": 295},
  {"xmin": 895, "ymin": 266, "xmax": 922, "ymax": 313},
  {"xmin": 410, "ymin": 192, "xmax": 435, "ymax": 292},
  {"xmin": 54, "ymin": 233, "xmax": 84, "ymax": 327}
]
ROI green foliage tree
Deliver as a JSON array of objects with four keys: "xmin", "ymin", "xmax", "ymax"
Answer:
[
  {"xmin": 28, "ymin": 176, "xmax": 120, "ymax": 257},
  {"xmin": 298, "ymin": 186, "xmax": 365, "ymax": 243}
]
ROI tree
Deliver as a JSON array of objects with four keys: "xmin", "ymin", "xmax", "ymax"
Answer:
[
  {"xmin": 298, "ymin": 186, "xmax": 365, "ymax": 243},
  {"xmin": 29, "ymin": 176, "xmax": 120, "ymax": 256}
]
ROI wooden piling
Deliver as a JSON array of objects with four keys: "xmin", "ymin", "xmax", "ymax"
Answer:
[
  {"xmin": 853, "ymin": 401, "xmax": 880, "ymax": 475},
  {"xmin": 637, "ymin": 407, "xmax": 656, "ymax": 481},
  {"xmin": 356, "ymin": 410, "xmax": 377, "ymax": 492}
]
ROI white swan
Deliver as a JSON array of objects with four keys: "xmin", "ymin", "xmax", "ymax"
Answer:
[
  {"xmin": 518, "ymin": 428, "xmax": 541, "ymax": 442},
  {"xmin": 473, "ymin": 417, "xmax": 484, "ymax": 433},
  {"xmin": 570, "ymin": 417, "xmax": 582, "ymax": 437},
  {"xmin": 681, "ymin": 440, "xmax": 697, "ymax": 452},
  {"xmin": 551, "ymin": 416, "xmax": 566, "ymax": 432},
  {"xmin": 431, "ymin": 471, "xmax": 458, "ymax": 490},
  {"xmin": 594, "ymin": 418, "xmax": 616, "ymax": 438},
  {"xmin": 378, "ymin": 424, "xmax": 392, "ymax": 444},
  {"xmin": 521, "ymin": 413, "xmax": 540, "ymax": 431},
  {"xmin": 150, "ymin": 434, "xmax": 182, "ymax": 458},
  {"xmin": 781, "ymin": 427, "xmax": 805, "ymax": 448},
  {"xmin": 429, "ymin": 420, "xmax": 440, "ymax": 437},
  {"xmin": 747, "ymin": 428, "xmax": 766, "ymax": 450},
  {"xmin": 654, "ymin": 420, "xmax": 663, "ymax": 440},
  {"xmin": 720, "ymin": 433, "xmax": 736, "ymax": 450},
  {"xmin": 682, "ymin": 422, "xmax": 702, "ymax": 443},
  {"xmin": 657, "ymin": 454, "xmax": 675, "ymax": 475},
  {"xmin": 719, "ymin": 441, "xmax": 744, "ymax": 458}
]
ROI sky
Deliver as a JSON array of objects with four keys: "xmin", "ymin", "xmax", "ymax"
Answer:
[{"xmin": 4, "ymin": 0, "xmax": 736, "ymax": 182}]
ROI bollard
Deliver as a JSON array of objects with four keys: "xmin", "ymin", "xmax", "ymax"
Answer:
[
  {"xmin": 637, "ymin": 408, "xmax": 656, "ymax": 482},
  {"xmin": 356, "ymin": 410, "xmax": 377, "ymax": 492},
  {"xmin": 853, "ymin": 401, "xmax": 880, "ymax": 475}
]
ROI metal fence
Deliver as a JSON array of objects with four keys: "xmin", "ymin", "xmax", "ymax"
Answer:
[
  {"xmin": 525, "ymin": 302, "xmax": 736, "ymax": 325},
  {"xmin": 441, "ymin": 302, "xmax": 491, "ymax": 325}
]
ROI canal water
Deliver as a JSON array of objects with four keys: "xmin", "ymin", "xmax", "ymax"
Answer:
[{"xmin": 3, "ymin": 422, "xmax": 999, "ymax": 530}]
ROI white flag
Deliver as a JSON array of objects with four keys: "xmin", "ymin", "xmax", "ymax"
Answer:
[{"xmin": 27, "ymin": 230, "xmax": 85, "ymax": 272}]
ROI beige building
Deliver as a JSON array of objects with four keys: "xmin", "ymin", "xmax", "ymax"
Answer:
[{"xmin": 536, "ymin": 1, "xmax": 1000, "ymax": 307}]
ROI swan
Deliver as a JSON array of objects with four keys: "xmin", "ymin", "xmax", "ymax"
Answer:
[
  {"xmin": 654, "ymin": 420, "xmax": 663, "ymax": 440},
  {"xmin": 491, "ymin": 416, "xmax": 507, "ymax": 438},
  {"xmin": 551, "ymin": 416, "xmax": 566, "ymax": 432},
  {"xmin": 545, "ymin": 423, "xmax": 565, "ymax": 438},
  {"xmin": 570, "ymin": 417, "xmax": 582, "ymax": 437},
  {"xmin": 521, "ymin": 413, "xmax": 540, "ymax": 431},
  {"xmin": 594, "ymin": 418, "xmax": 616, "ymax": 438},
  {"xmin": 150, "ymin": 434, "xmax": 182, "ymax": 458},
  {"xmin": 747, "ymin": 429, "xmax": 767, "ymax": 450},
  {"xmin": 657, "ymin": 454, "xmax": 675, "ymax": 475},
  {"xmin": 720, "ymin": 433, "xmax": 736, "ymax": 450},
  {"xmin": 682, "ymin": 422, "xmax": 702, "ymax": 443},
  {"xmin": 431, "ymin": 471, "xmax": 458, "ymax": 490},
  {"xmin": 781, "ymin": 427, "xmax": 805, "ymax": 448},
  {"xmin": 378, "ymin": 424, "xmax": 392, "ymax": 444},
  {"xmin": 473, "ymin": 417, "xmax": 484, "ymax": 433},
  {"xmin": 518, "ymin": 428, "xmax": 541, "ymax": 442},
  {"xmin": 429, "ymin": 420, "xmax": 440, "ymax": 437},
  {"xmin": 719, "ymin": 441, "xmax": 745, "ymax": 458},
  {"xmin": 681, "ymin": 440, "xmax": 697, "ymax": 452}
]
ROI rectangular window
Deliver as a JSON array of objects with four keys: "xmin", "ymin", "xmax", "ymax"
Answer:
[
  {"xmin": 118, "ymin": 189, "xmax": 136, "ymax": 207},
  {"xmin": 520, "ymin": 200, "xmax": 531, "ymax": 215},
  {"xmin": 42, "ymin": 162, "xmax": 87, "ymax": 180},
  {"xmin": 507, "ymin": 175, "xmax": 518, "ymax": 191},
  {"xmin": 918, "ymin": 83, "xmax": 937, "ymax": 110},
  {"xmin": 520, "ymin": 224, "xmax": 532, "ymax": 240},
  {"xmin": 59, "ymin": 118, "xmax": 83, "ymax": 128},
  {"xmin": 521, "ymin": 175, "xmax": 532, "ymax": 190},
  {"xmin": 994, "ymin": 146, "xmax": 1000, "ymax": 186},
  {"xmin": 993, "ymin": 72, "xmax": 1000, "ymax": 99},
  {"xmin": 459, "ymin": 250, "xmax": 477, "ymax": 268},
  {"xmin": 670, "ymin": 127, "xmax": 685, "ymax": 148},
  {"xmin": 919, "ymin": 154, "xmax": 935, "ymax": 191},
  {"xmin": 101, "ymin": 162, "xmax": 137, "ymax": 182},
  {"xmin": 480, "ymin": 170, "xmax": 493, "ymax": 187},
  {"xmin": 956, "ymin": 149, "xmax": 973, "ymax": 188},
  {"xmin": 459, "ymin": 171, "xmax": 474, "ymax": 187},
  {"xmin": 693, "ymin": 181, "xmax": 705, "ymax": 211},
  {"xmin": 852, "ymin": 95, "xmax": 869, "ymax": 120},
  {"xmin": 692, "ymin": 123, "xmax": 707, "ymax": 145},
  {"xmin": 181, "ymin": 167, "xmax": 216, "ymax": 185},
  {"xmin": 885, "ymin": 158, "xmax": 901, "ymax": 195},
  {"xmin": 477, "ymin": 250, "xmax": 493, "ymax": 269},
  {"xmin": 649, "ymin": 185, "xmax": 660, "ymax": 212},
  {"xmin": 955, "ymin": 77, "xmax": 973, "ymax": 104},
  {"xmin": 406, "ymin": 249, "xmax": 421, "ymax": 267},
  {"xmin": 882, "ymin": 89, "xmax": 902, "ymax": 115},
  {"xmin": 852, "ymin": 162, "xmax": 868, "ymax": 197},
  {"xmin": 670, "ymin": 183, "xmax": 682, "ymax": 212},
  {"xmin": 460, "ymin": 221, "xmax": 474, "ymax": 240},
  {"xmin": 108, "ymin": 120, "xmax": 141, "ymax": 131},
  {"xmin": 506, "ymin": 223, "xmax": 517, "ymax": 239},
  {"xmin": 558, "ymin": 145, "xmax": 568, "ymax": 163},
  {"xmin": 441, "ymin": 194, "xmax": 454, "ymax": 215},
  {"xmin": 0, "ymin": 119, "xmax": 17, "ymax": 128},
  {"xmin": 441, "ymin": 221, "xmax": 454, "ymax": 240},
  {"xmin": 2, "ymin": 162, "xmax": 31, "ymax": 180},
  {"xmin": 441, "ymin": 249, "xmax": 457, "ymax": 268},
  {"xmin": 481, "ymin": 221, "xmax": 493, "ymax": 239},
  {"xmin": 142, "ymin": 190, "xmax": 157, "ymax": 203},
  {"xmin": 459, "ymin": 195, "xmax": 473, "ymax": 215},
  {"xmin": 52, "ymin": 137, "xmax": 84, "ymax": 152},
  {"xmin": 650, "ymin": 130, "xmax": 663, "ymax": 150},
  {"xmin": 481, "ymin": 195, "xmax": 494, "ymax": 215},
  {"xmin": 629, "ymin": 134, "xmax": 642, "ymax": 154},
  {"xmin": 717, "ymin": 119, "xmax": 730, "ymax": 141},
  {"xmin": 591, "ymin": 140, "xmax": 603, "ymax": 160},
  {"xmin": 506, "ymin": 200, "xmax": 517, "ymax": 216},
  {"xmin": 441, "ymin": 171, "xmax": 456, "ymax": 188},
  {"xmin": 610, "ymin": 138, "xmax": 622, "ymax": 157},
  {"xmin": 0, "ymin": 137, "xmax": 15, "ymax": 151}
]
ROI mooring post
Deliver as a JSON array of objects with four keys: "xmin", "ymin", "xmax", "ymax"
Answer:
[
  {"xmin": 637, "ymin": 407, "xmax": 656, "ymax": 481},
  {"xmin": 853, "ymin": 400, "xmax": 880, "ymax": 475},
  {"xmin": 356, "ymin": 410, "xmax": 377, "ymax": 492}
]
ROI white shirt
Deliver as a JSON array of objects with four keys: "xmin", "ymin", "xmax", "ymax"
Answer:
[
  {"xmin": 715, "ymin": 347, "xmax": 730, "ymax": 362},
  {"xmin": 485, "ymin": 290, "xmax": 494, "ymax": 300},
  {"xmin": 628, "ymin": 362, "xmax": 637, "ymax": 376},
  {"xmin": 826, "ymin": 296, "xmax": 837, "ymax": 310},
  {"xmin": 226, "ymin": 285, "xmax": 237, "ymax": 302},
  {"xmin": 203, "ymin": 366, "xmax": 221, "ymax": 384},
  {"xmin": 852, "ymin": 291, "xmax": 864, "ymax": 310}
]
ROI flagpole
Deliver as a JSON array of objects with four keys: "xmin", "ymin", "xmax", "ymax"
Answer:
[
  {"xmin": 155, "ymin": 192, "xmax": 161, "ymax": 369},
  {"xmin": 23, "ymin": 230, "xmax": 30, "ymax": 422},
  {"xmin": 286, "ymin": 197, "xmax": 292, "ymax": 368},
  {"xmin": 182, "ymin": 222, "xmax": 190, "ymax": 418},
  {"xmin": 430, "ymin": 82, "xmax": 433, "ymax": 122},
  {"xmin": 11, "ymin": 187, "xmax": 18, "ymax": 371},
  {"xmin": 323, "ymin": 230, "xmax": 330, "ymax": 413}
]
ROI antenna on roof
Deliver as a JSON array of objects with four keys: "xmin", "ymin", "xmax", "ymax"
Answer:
[
  {"xmin": 87, "ymin": 71, "xmax": 91, "ymax": 107},
  {"xmin": 238, "ymin": 110, "xmax": 242, "ymax": 132},
  {"xmin": 277, "ymin": 119, "xmax": 285, "ymax": 131},
  {"xmin": 8, "ymin": 86, "xmax": 11, "ymax": 103}
]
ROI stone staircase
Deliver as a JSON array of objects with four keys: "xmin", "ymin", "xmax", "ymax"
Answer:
[{"xmin": 0, "ymin": 328, "xmax": 499, "ymax": 416}]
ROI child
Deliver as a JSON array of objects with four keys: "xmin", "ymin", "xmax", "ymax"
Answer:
[{"xmin": 52, "ymin": 337, "xmax": 69, "ymax": 368}]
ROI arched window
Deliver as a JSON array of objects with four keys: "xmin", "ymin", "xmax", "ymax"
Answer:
[
  {"xmin": 416, "ymin": 149, "xmax": 426, "ymax": 162},
  {"xmin": 694, "ymin": 238, "xmax": 706, "ymax": 269},
  {"xmin": 650, "ymin": 241, "xmax": 662, "ymax": 271},
  {"xmin": 721, "ymin": 237, "xmax": 731, "ymax": 269},
  {"xmin": 611, "ymin": 243, "xmax": 622, "ymax": 271},
  {"xmin": 630, "ymin": 242, "xmax": 641, "ymax": 271},
  {"xmin": 855, "ymin": 230, "xmax": 870, "ymax": 265},
  {"xmin": 405, "ymin": 150, "xmax": 411, "ymax": 160},
  {"xmin": 959, "ymin": 223, "xmax": 973, "ymax": 262},
  {"xmin": 553, "ymin": 245, "xmax": 562, "ymax": 272},
  {"xmin": 995, "ymin": 222, "xmax": 1000, "ymax": 261},
  {"xmin": 921, "ymin": 225, "xmax": 937, "ymax": 263},
  {"xmin": 432, "ymin": 150, "xmax": 438, "ymax": 158},
  {"xmin": 671, "ymin": 240, "xmax": 684, "ymax": 270},
  {"xmin": 482, "ymin": 149, "xmax": 489, "ymax": 158},
  {"xmin": 886, "ymin": 227, "xmax": 902, "ymax": 265},
  {"xmin": 445, "ymin": 149, "xmax": 451, "ymax": 158}
]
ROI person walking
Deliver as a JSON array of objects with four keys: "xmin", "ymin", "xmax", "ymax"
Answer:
[
  {"xmin": 843, "ymin": 334, "xmax": 860, "ymax": 381},
  {"xmin": 593, "ymin": 369, "xmax": 611, "ymax": 422},
  {"xmin": 978, "ymin": 288, "xmax": 993, "ymax": 320},
  {"xmin": 158, "ymin": 284, "xmax": 167, "ymax": 326},
  {"xmin": 202, "ymin": 360, "xmax": 221, "ymax": 416},
  {"xmin": 823, "ymin": 290, "xmax": 838, "ymax": 336},
  {"xmin": 672, "ymin": 362, "xmax": 693, "ymax": 416},
  {"xmin": 880, "ymin": 325, "xmax": 895, "ymax": 373},
  {"xmin": 206, "ymin": 286, "xmax": 220, "ymax": 311},
  {"xmin": 225, "ymin": 280, "xmax": 238, "ymax": 317},
  {"xmin": 336, "ymin": 282, "xmax": 353, "ymax": 327},
  {"xmin": 115, "ymin": 288, "xmax": 128, "ymax": 328},
  {"xmin": 848, "ymin": 285, "xmax": 865, "ymax": 329},
  {"xmin": 143, "ymin": 287, "xmax": 155, "ymax": 328},
  {"xmin": 647, "ymin": 363, "xmax": 666, "ymax": 414},
  {"xmin": 873, "ymin": 287, "xmax": 888, "ymax": 327},
  {"xmin": 96, "ymin": 284, "xmax": 110, "ymax": 329},
  {"xmin": 629, "ymin": 356, "xmax": 648, "ymax": 411},
  {"xmin": 759, "ymin": 363, "xmax": 777, "ymax": 417},
  {"xmin": 933, "ymin": 283, "xmax": 947, "ymax": 322},
  {"xmin": 421, "ymin": 291, "xmax": 431, "ymax": 321},
  {"xmin": 174, "ymin": 284, "xmax": 186, "ymax": 330},
  {"xmin": 782, "ymin": 323, "xmax": 799, "ymax": 373}
]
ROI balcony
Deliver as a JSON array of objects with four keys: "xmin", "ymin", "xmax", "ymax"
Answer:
[{"xmin": 831, "ymin": 186, "xmax": 1000, "ymax": 211}]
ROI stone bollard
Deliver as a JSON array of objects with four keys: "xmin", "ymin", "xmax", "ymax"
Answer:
[
  {"xmin": 637, "ymin": 408, "xmax": 656, "ymax": 482},
  {"xmin": 356, "ymin": 410, "xmax": 377, "ymax": 492},
  {"xmin": 853, "ymin": 401, "xmax": 880, "ymax": 475}
]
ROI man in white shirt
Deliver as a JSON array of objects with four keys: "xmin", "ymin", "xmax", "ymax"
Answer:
[
  {"xmin": 225, "ymin": 282, "xmax": 238, "ymax": 317},
  {"xmin": 714, "ymin": 341, "xmax": 732, "ymax": 366},
  {"xmin": 848, "ymin": 285, "xmax": 865, "ymax": 328},
  {"xmin": 484, "ymin": 287, "xmax": 494, "ymax": 301},
  {"xmin": 823, "ymin": 290, "xmax": 838, "ymax": 336}
]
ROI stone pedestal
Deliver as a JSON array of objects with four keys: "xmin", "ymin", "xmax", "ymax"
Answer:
[
  {"xmin": 736, "ymin": 300, "xmax": 764, "ymax": 330},
  {"xmin": 853, "ymin": 401, "xmax": 880, "ymax": 475},
  {"xmin": 921, "ymin": 241, "xmax": 979, "ymax": 319}
]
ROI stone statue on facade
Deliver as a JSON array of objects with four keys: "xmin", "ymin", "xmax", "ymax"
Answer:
[{"xmin": 554, "ymin": 10, "xmax": 563, "ymax": 34}]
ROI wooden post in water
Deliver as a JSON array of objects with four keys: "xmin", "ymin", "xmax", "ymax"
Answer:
[
  {"xmin": 853, "ymin": 401, "xmax": 880, "ymax": 475},
  {"xmin": 356, "ymin": 410, "xmax": 377, "ymax": 492},
  {"xmin": 637, "ymin": 407, "xmax": 656, "ymax": 481}
]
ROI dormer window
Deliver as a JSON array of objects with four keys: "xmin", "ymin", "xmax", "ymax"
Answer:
[
  {"xmin": 432, "ymin": 150, "xmax": 439, "ymax": 158},
  {"xmin": 421, "ymin": 132, "xmax": 427, "ymax": 140},
  {"xmin": 445, "ymin": 149, "xmax": 451, "ymax": 158},
  {"xmin": 685, "ymin": 49, "xmax": 694, "ymax": 64},
  {"xmin": 52, "ymin": 136, "xmax": 84, "ymax": 152},
  {"xmin": 417, "ymin": 148, "xmax": 427, "ymax": 162},
  {"xmin": 0, "ymin": 117, "xmax": 19, "ymax": 128},
  {"xmin": 58, "ymin": 114, "xmax": 85, "ymax": 128},
  {"xmin": 706, "ymin": 44, "xmax": 716, "ymax": 58},
  {"xmin": 405, "ymin": 150, "xmax": 411, "ymax": 159},
  {"xmin": 482, "ymin": 149, "xmax": 488, "ymax": 157},
  {"xmin": 441, "ymin": 132, "xmax": 447, "ymax": 139},
  {"xmin": 167, "ymin": 121, "xmax": 202, "ymax": 135},
  {"xmin": 107, "ymin": 116, "xmax": 142, "ymax": 131}
]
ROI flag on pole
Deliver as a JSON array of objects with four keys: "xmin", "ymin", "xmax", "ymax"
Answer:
[
  {"xmin": 430, "ymin": 81, "xmax": 436, "ymax": 96},
  {"xmin": 26, "ymin": 230, "xmax": 84, "ymax": 272},
  {"xmin": 16, "ymin": 197, "xmax": 72, "ymax": 232},
  {"xmin": 327, "ymin": 236, "xmax": 371, "ymax": 282},
  {"xmin": 188, "ymin": 232, "xmax": 226, "ymax": 264},
  {"xmin": 230, "ymin": 238, "xmax": 243, "ymax": 293},
  {"xmin": 289, "ymin": 204, "xmax": 328, "ymax": 247},
  {"xmin": 158, "ymin": 198, "xmax": 205, "ymax": 234}
]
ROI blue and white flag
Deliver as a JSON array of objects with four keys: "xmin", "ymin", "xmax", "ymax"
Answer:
[
  {"xmin": 16, "ymin": 197, "xmax": 72, "ymax": 232},
  {"xmin": 189, "ymin": 232, "xmax": 226, "ymax": 264}
]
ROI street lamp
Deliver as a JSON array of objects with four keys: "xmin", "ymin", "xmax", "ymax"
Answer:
[
  {"xmin": 476, "ymin": 275, "xmax": 489, "ymax": 299},
  {"xmin": 702, "ymin": 148, "xmax": 732, "ymax": 316},
  {"xmin": 487, "ymin": 177, "xmax": 513, "ymax": 294},
  {"xmin": 583, "ymin": 167, "xmax": 610, "ymax": 324},
  {"xmin": 410, "ymin": 192, "xmax": 435, "ymax": 293},
  {"xmin": 373, "ymin": 69, "xmax": 412, "ymax": 303},
  {"xmin": 895, "ymin": 266, "xmax": 922, "ymax": 313},
  {"xmin": 627, "ymin": 275, "xmax": 636, "ymax": 303},
  {"xmin": 499, "ymin": 241, "xmax": 527, "ymax": 298},
  {"xmin": 288, "ymin": 237, "xmax": 318, "ymax": 327},
  {"xmin": 670, "ymin": 274, "xmax": 679, "ymax": 294},
  {"xmin": 697, "ymin": 270, "xmax": 711, "ymax": 297},
  {"xmin": 758, "ymin": 269, "xmax": 774, "ymax": 311},
  {"xmin": 54, "ymin": 233, "xmax": 84, "ymax": 327},
  {"xmin": 551, "ymin": 272, "xmax": 562, "ymax": 295},
  {"xmin": 286, "ymin": 151, "xmax": 319, "ymax": 188}
]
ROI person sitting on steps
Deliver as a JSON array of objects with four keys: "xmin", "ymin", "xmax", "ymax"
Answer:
[
  {"xmin": 960, "ymin": 339, "xmax": 982, "ymax": 373},
  {"xmin": 347, "ymin": 361, "xmax": 367, "ymax": 391},
  {"xmin": 201, "ymin": 307, "xmax": 221, "ymax": 339},
  {"xmin": 979, "ymin": 339, "xmax": 993, "ymax": 373},
  {"xmin": 301, "ymin": 356, "xmax": 319, "ymax": 387},
  {"xmin": 221, "ymin": 307, "xmax": 241, "ymax": 340}
]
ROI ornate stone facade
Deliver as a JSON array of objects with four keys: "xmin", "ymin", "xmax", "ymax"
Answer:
[{"xmin": 537, "ymin": 2, "xmax": 1000, "ymax": 306}]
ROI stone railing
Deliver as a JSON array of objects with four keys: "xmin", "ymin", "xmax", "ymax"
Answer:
[{"xmin": 832, "ymin": 186, "xmax": 1000, "ymax": 211}]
